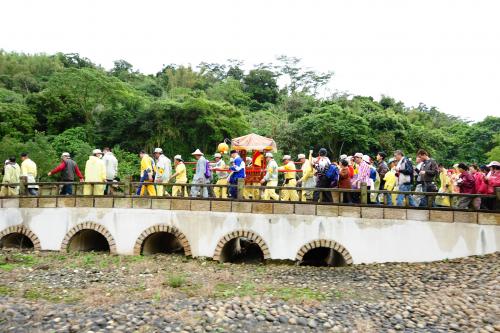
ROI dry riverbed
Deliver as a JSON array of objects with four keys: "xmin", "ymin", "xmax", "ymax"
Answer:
[{"xmin": 0, "ymin": 251, "xmax": 498, "ymax": 332}]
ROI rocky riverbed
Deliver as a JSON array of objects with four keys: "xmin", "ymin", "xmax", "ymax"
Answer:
[{"xmin": 0, "ymin": 251, "xmax": 498, "ymax": 332}]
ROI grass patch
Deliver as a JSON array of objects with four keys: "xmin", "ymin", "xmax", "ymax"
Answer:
[
  {"xmin": 165, "ymin": 274, "xmax": 187, "ymax": 288},
  {"xmin": 23, "ymin": 287, "xmax": 81, "ymax": 303},
  {"xmin": 213, "ymin": 282, "xmax": 256, "ymax": 298},
  {"xmin": 0, "ymin": 253, "xmax": 38, "ymax": 271},
  {"xmin": 0, "ymin": 285, "xmax": 14, "ymax": 296}
]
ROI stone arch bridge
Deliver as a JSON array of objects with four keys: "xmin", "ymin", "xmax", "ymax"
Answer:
[{"xmin": 0, "ymin": 196, "xmax": 498, "ymax": 265}]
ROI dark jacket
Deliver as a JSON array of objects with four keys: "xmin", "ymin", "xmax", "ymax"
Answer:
[{"xmin": 419, "ymin": 158, "xmax": 438, "ymax": 183}]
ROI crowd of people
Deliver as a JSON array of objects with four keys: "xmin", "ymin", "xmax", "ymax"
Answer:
[{"xmin": 1, "ymin": 147, "xmax": 499, "ymax": 210}]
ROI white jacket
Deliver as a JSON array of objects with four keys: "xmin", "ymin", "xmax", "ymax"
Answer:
[{"xmin": 102, "ymin": 152, "xmax": 118, "ymax": 180}]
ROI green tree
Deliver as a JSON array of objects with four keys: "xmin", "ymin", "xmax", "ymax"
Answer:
[{"xmin": 243, "ymin": 69, "xmax": 279, "ymax": 107}]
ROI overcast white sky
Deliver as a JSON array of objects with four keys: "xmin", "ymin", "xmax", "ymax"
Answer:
[{"xmin": 1, "ymin": 0, "xmax": 499, "ymax": 121}]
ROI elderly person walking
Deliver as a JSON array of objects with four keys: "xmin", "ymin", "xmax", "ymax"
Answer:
[
  {"xmin": 20, "ymin": 152, "xmax": 38, "ymax": 196},
  {"xmin": 228, "ymin": 150, "xmax": 246, "ymax": 199},
  {"xmin": 212, "ymin": 153, "xmax": 229, "ymax": 199},
  {"xmin": 169, "ymin": 155, "xmax": 188, "ymax": 197},
  {"xmin": 455, "ymin": 163, "xmax": 475, "ymax": 209},
  {"xmin": 102, "ymin": 147, "xmax": 118, "ymax": 195},
  {"xmin": 393, "ymin": 150, "xmax": 416, "ymax": 207},
  {"xmin": 48, "ymin": 152, "xmax": 84, "ymax": 195},
  {"xmin": 190, "ymin": 149, "xmax": 209, "ymax": 198},
  {"xmin": 153, "ymin": 148, "xmax": 172, "ymax": 197},
  {"xmin": 260, "ymin": 153, "xmax": 280, "ymax": 200},
  {"xmin": 280, "ymin": 155, "xmax": 299, "ymax": 201},
  {"xmin": 296, "ymin": 152, "xmax": 315, "ymax": 201},
  {"xmin": 1, "ymin": 157, "xmax": 21, "ymax": 197},
  {"xmin": 313, "ymin": 148, "xmax": 332, "ymax": 202},
  {"xmin": 84, "ymin": 149, "xmax": 106, "ymax": 196}
]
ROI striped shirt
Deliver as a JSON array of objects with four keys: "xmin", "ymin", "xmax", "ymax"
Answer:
[{"xmin": 356, "ymin": 161, "xmax": 371, "ymax": 188}]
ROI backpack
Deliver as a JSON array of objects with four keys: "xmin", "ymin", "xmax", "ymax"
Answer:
[
  {"xmin": 204, "ymin": 160, "xmax": 212, "ymax": 179},
  {"xmin": 369, "ymin": 167, "xmax": 377, "ymax": 181},
  {"xmin": 325, "ymin": 164, "xmax": 339, "ymax": 183}
]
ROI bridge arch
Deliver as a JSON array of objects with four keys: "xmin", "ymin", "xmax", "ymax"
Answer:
[
  {"xmin": 0, "ymin": 225, "xmax": 41, "ymax": 250},
  {"xmin": 213, "ymin": 230, "xmax": 270, "ymax": 263},
  {"xmin": 60, "ymin": 222, "xmax": 116, "ymax": 254},
  {"xmin": 296, "ymin": 239, "xmax": 353, "ymax": 266},
  {"xmin": 134, "ymin": 224, "xmax": 192, "ymax": 256}
]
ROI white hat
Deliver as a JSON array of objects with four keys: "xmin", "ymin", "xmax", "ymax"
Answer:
[
  {"xmin": 154, "ymin": 148, "xmax": 163, "ymax": 153},
  {"xmin": 61, "ymin": 152, "xmax": 70, "ymax": 158},
  {"xmin": 297, "ymin": 153, "xmax": 306, "ymax": 159},
  {"xmin": 4, "ymin": 160, "xmax": 9, "ymax": 165},
  {"xmin": 340, "ymin": 154, "xmax": 348, "ymax": 160},
  {"xmin": 246, "ymin": 157, "xmax": 252, "ymax": 162},
  {"xmin": 282, "ymin": 155, "xmax": 291, "ymax": 160},
  {"xmin": 265, "ymin": 152, "xmax": 273, "ymax": 158},
  {"xmin": 191, "ymin": 149, "xmax": 204, "ymax": 156},
  {"xmin": 362, "ymin": 155, "xmax": 371, "ymax": 163},
  {"xmin": 354, "ymin": 152, "xmax": 363, "ymax": 158},
  {"xmin": 214, "ymin": 153, "xmax": 222, "ymax": 158},
  {"xmin": 92, "ymin": 149, "xmax": 103, "ymax": 155},
  {"xmin": 486, "ymin": 161, "xmax": 500, "ymax": 167},
  {"xmin": 174, "ymin": 155, "xmax": 182, "ymax": 161}
]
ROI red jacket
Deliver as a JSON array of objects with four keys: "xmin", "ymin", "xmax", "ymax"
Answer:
[
  {"xmin": 458, "ymin": 171, "xmax": 475, "ymax": 194},
  {"xmin": 473, "ymin": 172, "xmax": 487, "ymax": 194},
  {"xmin": 50, "ymin": 160, "xmax": 84, "ymax": 180}
]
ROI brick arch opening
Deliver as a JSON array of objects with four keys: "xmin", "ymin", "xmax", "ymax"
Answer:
[
  {"xmin": 296, "ymin": 240, "xmax": 353, "ymax": 267},
  {"xmin": 60, "ymin": 222, "xmax": 116, "ymax": 254},
  {"xmin": 0, "ymin": 225, "xmax": 41, "ymax": 251},
  {"xmin": 133, "ymin": 225, "xmax": 191, "ymax": 256},
  {"xmin": 213, "ymin": 230, "xmax": 270, "ymax": 263}
]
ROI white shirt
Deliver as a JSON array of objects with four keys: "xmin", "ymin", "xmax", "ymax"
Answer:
[{"xmin": 102, "ymin": 152, "xmax": 118, "ymax": 180}]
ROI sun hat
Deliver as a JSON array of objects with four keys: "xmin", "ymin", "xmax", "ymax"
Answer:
[
  {"xmin": 486, "ymin": 161, "xmax": 500, "ymax": 167},
  {"xmin": 340, "ymin": 154, "xmax": 348, "ymax": 160},
  {"xmin": 214, "ymin": 153, "xmax": 222, "ymax": 158},
  {"xmin": 174, "ymin": 155, "xmax": 182, "ymax": 161},
  {"xmin": 282, "ymin": 155, "xmax": 291, "ymax": 160},
  {"xmin": 191, "ymin": 149, "xmax": 204, "ymax": 156},
  {"xmin": 354, "ymin": 152, "xmax": 363, "ymax": 158},
  {"xmin": 154, "ymin": 148, "xmax": 163, "ymax": 153},
  {"xmin": 265, "ymin": 152, "xmax": 273, "ymax": 158},
  {"xmin": 246, "ymin": 157, "xmax": 252, "ymax": 162},
  {"xmin": 61, "ymin": 152, "xmax": 70, "ymax": 158},
  {"xmin": 362, "ymin": 155, "xmax": 371, "ymax": 163},
  {"xmin": 92, "ymin": 149, "xmax": 103, "ymax": 155},
  {"xmin": 297, "ymin": 153, "xmax": 306, "ymax": 159}
]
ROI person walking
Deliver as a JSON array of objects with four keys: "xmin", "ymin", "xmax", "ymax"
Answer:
[
  {"xmin": 352, "ymin": 153, "xmax": 371, "ymax": 203},
  {"xmin": 376, "ymin": 152, "xmax": 388, "ymax": 204},
  {"xmin": 260, "ymin": 153, "xmax": 280, "ymax": 200},
  {"xmin": 484, "ymin": 161, "xmax": 500, "ymax": 210},
  {"xmin": 338, "ymin": 159, "xmax": 353, "ymax": 203},
  {"xmin": 1, "ymin": 157, "xmax": 21, "ymax": 197},
  {"xmin": 383, "ymin": 158, "xmax": 398, "ymax": 205},
  {"xmin": 435, "ymin": 164, "xmax": 452, "ymax": 207},
  {"xmin": 84, "ymin": 149, "xmax": 106, "ymax": 196},
  {"xmin": 280, "ymin": 155, "xmax": 299, "ymax": 201},
  {"xmin": 313, "ymin": 148, "xmax": 332, "ymax": 202},
  {"xmin": 48, "ymin": 152, "xmax": 84, "ymax": 195},
  {"xmin": 212, "ymin": 153, "xmax": 229, "ymax": 199},
  {"xmin": 393, "ymin": 150, "xmax": 416, "ymax": 207},
  {"xmin": 455, "ymin": 163, "xmax": 475, "ymax": 209},
  {"xmin": 20, "ymin": 152, "xmax": 38, "ymax": 196},
  {"xmin": 228, "ymin": 150, "xmax": 245, "ymax": 199},
  {"xmin": 137, "ymin": 150, "xmax": 156, "ymax": 196},
  {"xmin": 153, "ymin": 148, "xmax": 171, "ymax": 197},
  {"xmin": 190, "ymin": 149, "xmax": 209, "ymax": 198},
  {"xmin": 296, "ymin": 152, "xmax": 315, "ymax": 201},
  {"xmin": 416, "ymin": 149, "xmax": 438, "ymax": 207},
  {"xmin": 169, "ymin": 155, "xmax": 188, "ymax": 197},
  {"xmin": 102, "ymin": 147, "xmax": 118, "ymax": 195},
  {"xmin": 470, "ymin": 164, "xmax": 487, "ymax": 209}
]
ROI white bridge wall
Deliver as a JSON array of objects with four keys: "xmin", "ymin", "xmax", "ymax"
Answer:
[{"xmin": 0, "ymin": 207, "xmax": 498, "ymax": 264}]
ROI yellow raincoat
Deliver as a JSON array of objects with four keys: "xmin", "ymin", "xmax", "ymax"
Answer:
[
  {"xmin": 435, "ymin": 169, "xmax": 452, "ymax": 207},
  {"xmin": 140, "ymin": 154, "xmax": 156, "ymax": 196},
  {"xmin": 280, "ymin": 161, "xmax": 299, "ymax": 201},
  {"xmin": 84, "ymin": 156, "xmax": 106, "ymax": 195},
  {"xmin": 172, "ymin": 162, "xmax": 187, "ymax": 197}
]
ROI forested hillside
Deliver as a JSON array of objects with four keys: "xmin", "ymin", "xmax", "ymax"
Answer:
[{"xmin": 0, "ymin": 50, "xmax": 498, "ymax": 180}]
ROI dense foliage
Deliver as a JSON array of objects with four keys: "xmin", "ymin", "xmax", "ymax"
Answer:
[{"xmin": 0, "ymin": 50, "xmax": 498, "ymax": 180}]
